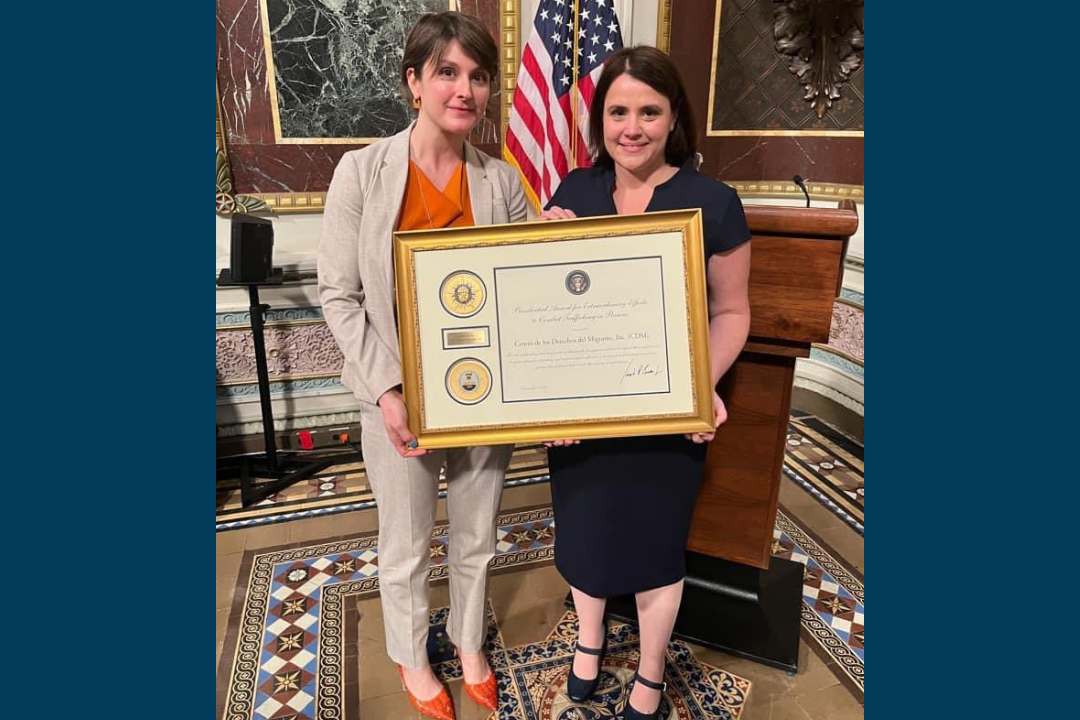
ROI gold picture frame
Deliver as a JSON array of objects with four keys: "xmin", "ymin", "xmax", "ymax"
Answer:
[
  {"xmin": 394, "ymin": 210, "xmax": 716, "ymax": 448},
  {"xmin": 215, "ymin": 0, "xmax": 521, "ymax": 215}
]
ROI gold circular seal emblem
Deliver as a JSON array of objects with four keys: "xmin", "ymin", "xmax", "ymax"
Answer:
[
  {"xmin": 439, "ymin": 271, "xmax": 486, "ymax": 318},
  {"xmin": 445, "ymin": 358, "xmax": 492, "ymax": 405}
]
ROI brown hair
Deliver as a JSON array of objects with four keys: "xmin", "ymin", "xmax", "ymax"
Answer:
[
  {"xmin": 588, "ymin": 46, "xmax": 697, "ymax": 169},
  {"xmin": 400, "ymin": 12, "xmax": 499, "ymax": 104}
]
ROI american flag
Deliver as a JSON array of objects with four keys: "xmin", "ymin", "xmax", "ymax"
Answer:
[{"xmin": 503, "ymin": 0, "xmax": 624, "ymax": 209}]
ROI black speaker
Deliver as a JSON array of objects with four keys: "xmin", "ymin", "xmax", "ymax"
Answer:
[{"xmin": 230, "ymin": 214, "xmax": 275, "ymax": 282}]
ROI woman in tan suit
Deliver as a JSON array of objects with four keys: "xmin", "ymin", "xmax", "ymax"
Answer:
[{"xmin": 317, "ymin": 13, "xmax": 530, "ymax": 720}]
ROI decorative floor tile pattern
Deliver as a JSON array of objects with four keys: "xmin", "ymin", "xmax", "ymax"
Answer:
[
  {"xmin": 773, "ymin": 512, "xmax": 864, "ymax": 689},
  {"xmin": 217, "ymin": 417, "xmax": 861, "ymax": 534},
  {"xmin": 785, "ymin": 413, "xmax": 864, "ymax": 533},
  {"xmin": 216, "ymin": 444, "xmax": 550, "ymax": 531},
  {"xmin": 221, "ymin": 508, "xmax": 554, "ymax": 720},
  {"xmin": 220, "ymin": 506, "xmax": 862, "ymax": 719}
]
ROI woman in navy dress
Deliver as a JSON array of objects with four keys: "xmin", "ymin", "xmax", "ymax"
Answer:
[{"xmin": 539, "ymin": 46, "xmax": 752, "ymax": 720}]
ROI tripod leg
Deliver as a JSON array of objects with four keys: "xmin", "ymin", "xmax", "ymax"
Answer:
[
  {"xmin": 239, "ymin": 456, "xmax": 255, "ymax": 507},
  {"xmin": 248, "ymin": 286, "xmax": 279, "ymax": 474}
]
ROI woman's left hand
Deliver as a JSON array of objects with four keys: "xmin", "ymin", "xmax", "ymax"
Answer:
[
  {"xmin": 685, "ymin": 390, "xmax": 728, "ymax": 444},
  {"xmin": 538, "ymin": 206, "xmax": 577, "ymax": 221}
]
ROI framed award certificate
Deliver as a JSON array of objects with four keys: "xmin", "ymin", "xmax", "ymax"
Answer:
[{"xmin": 393, "ymin": 209, "xmax": 715, "ymax": 448}]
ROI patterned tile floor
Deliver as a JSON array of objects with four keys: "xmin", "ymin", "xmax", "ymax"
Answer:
[
  {"xmin": 216, "ymin": 417, "xmax": 862, "ymax": 535},
  {"xmin": 218, "ymin": 506, "xmax": 861, "ymax": 719},
  {"xmin": 216, "ymin": 445, "xmax": 550, "ymax": 532},
  {"xmin": 785, "ymin": 411, "xmax": 864, "ymax": 534},
  {"xmin": 217, "ymin": 412, "xmax": 864, "ymax": 719}
]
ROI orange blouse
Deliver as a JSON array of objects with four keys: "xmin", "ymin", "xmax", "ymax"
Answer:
[{"xmin": 397, "ymin": 159, "xmax": 475, "ymax": 231}]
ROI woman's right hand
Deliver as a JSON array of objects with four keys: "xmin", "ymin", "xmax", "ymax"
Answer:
[
  {"xmin": 377, "ymin": 388, "xmax": 430, "ymax": 458},
  {"xmin": 542, "ymin": 439, "xmax": 581, "ymax": 448},
  {"xmin": 538, "ymin": 206, "xmax": 577, "ymax": 221}
]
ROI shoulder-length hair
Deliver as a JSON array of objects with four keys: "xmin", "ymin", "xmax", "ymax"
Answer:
[{"xmin": 589, "ymin": 46, "xmax": 697, "ymax": 169}]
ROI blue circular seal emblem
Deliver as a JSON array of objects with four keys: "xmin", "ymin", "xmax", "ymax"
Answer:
[{"xmin": 565, "ymin": 269, "xmax": 590, "ymax": 295}]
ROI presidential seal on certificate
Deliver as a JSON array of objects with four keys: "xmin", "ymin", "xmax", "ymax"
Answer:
[{"xmin": 393, "ymin": 209, "xmax": 715, "ymax": 448}]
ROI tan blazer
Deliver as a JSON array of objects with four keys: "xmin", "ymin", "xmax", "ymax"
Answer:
[{"xmin": 318, "ymin": 124, "xmax": 533, "ymax": 405}]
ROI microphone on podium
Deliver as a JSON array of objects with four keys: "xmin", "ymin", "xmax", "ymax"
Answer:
[{"xmin": 792, "ymin": 175, "xmax": 811, "ymax": 208}]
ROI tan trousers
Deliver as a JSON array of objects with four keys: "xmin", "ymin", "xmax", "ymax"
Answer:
[{"xmin": 359, "ymin": 401, "xmax": 513, "ymax": 667}]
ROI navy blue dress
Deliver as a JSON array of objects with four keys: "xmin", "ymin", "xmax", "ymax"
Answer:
[{"xmin": 545, "ymin": 161, "xmax": 751, "ymax": 598}]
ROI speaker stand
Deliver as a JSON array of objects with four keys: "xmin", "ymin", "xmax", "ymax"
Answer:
[
  {"xmin": 566, "ymin": 551, "xmax": 803, "ymax": 674},
  {"xmin": 217, "ymin": 269, "xmax": 336, "ymax": 507}
]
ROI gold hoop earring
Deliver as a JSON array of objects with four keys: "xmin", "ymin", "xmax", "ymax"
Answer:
[{"xmin": 413, "ymin": 97, "xmax": 421, "ymax": 110}]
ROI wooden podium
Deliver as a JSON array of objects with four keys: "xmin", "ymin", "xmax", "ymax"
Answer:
[{"xmin": 603, "ymin": 201, "xmax": 859, "ymax": 673}]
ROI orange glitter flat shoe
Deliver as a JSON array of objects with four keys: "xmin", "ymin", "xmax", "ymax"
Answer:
[{"xmin": 397, "ymin": 664, "xmax": 456, "ymax": 720}]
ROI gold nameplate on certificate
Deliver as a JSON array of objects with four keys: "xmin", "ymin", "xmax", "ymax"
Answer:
[
  {"xmin": 441, "ymin": 327, "xmax": 491, "ymax": 349},
  {"xmin": 393, "ymin": 210, "xmax": 715, "ymax": 449}
]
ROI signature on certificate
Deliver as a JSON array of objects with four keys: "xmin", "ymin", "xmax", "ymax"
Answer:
[{"xmin": 621, "ymin": 359, "xmax": 665, "ymax": 385}]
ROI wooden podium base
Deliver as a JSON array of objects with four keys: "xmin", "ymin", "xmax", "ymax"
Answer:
[{"xmin": 568, "ymin": 551, "xmax": 803, "ymax": 674}]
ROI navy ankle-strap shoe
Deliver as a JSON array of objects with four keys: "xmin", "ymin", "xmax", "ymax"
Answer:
[
  {"xmin": 566, "ymin": 631, "xmax": 607, "ymax": 702},
  {"xmin": 620, "ymin": 671, "xmax": 667, "ymax": 720}
]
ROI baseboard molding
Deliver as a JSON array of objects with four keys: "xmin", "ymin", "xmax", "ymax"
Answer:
[{"xmin": 217, "ymin": 390, "xmax": 360, "ymax": 437}]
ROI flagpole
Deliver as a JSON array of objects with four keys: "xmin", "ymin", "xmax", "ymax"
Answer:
[{"xmin": 570, "ymin": 0, "xmax": 581, "ymax": 167}]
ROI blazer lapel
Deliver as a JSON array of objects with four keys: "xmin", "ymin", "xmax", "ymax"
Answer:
[
  {"xmin": 373, "ymin": 126, "xmax": 413, "ymax": 303},
  {"xmin": 464, "ymin": 143, "xmax": 492, "ymax": 225}
]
